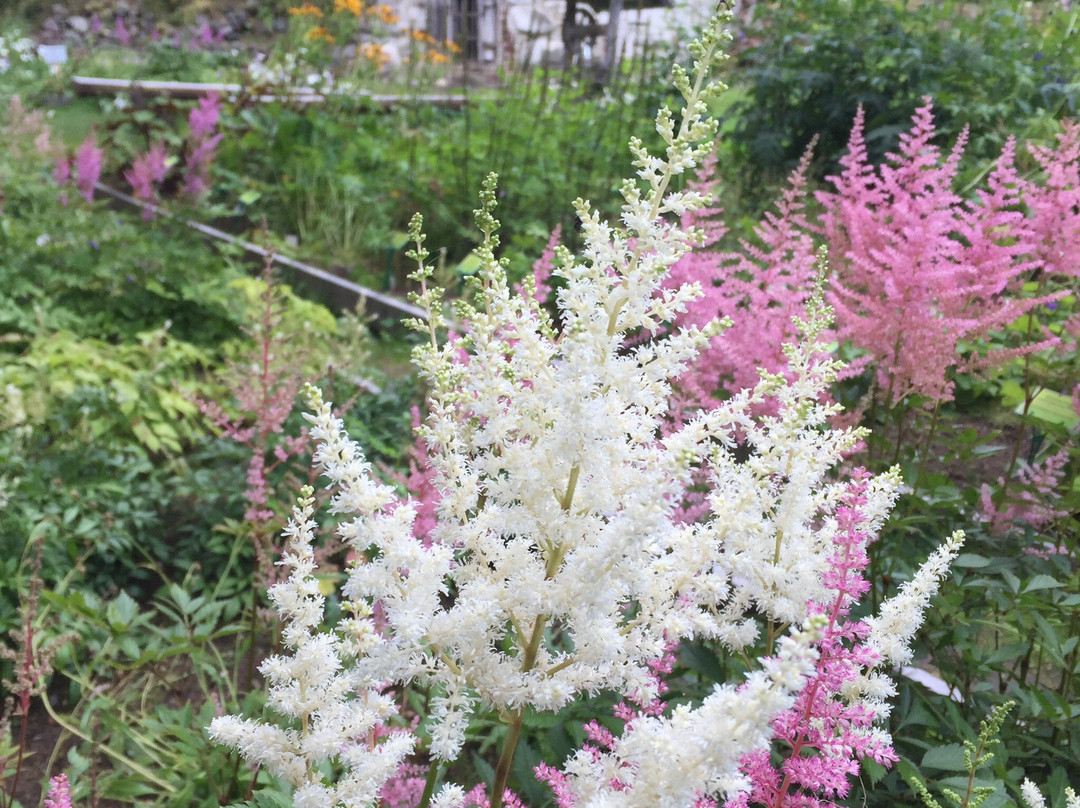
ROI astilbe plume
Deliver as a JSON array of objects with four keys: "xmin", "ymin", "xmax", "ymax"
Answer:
[
  {"xmin": 73, "ymin": 135, "xmax": 102, "ymax": 203},
  {"xmin": 211, "ymin": 14, "xmax": 964, "ymax": 808},
  {"xmin": 208, "ymin": 487, "xmax": 414, "ymax": 806},
  {"xmin": 123, "ymin": 141, "xmax": 168, "ymax": 218},
  {"xmin": 513, "ymin": 224, "xmax": 560, "ymax": 305},
  {"xmin": 197, "ymin": 265, "xmax": 308, "ymax": 589},
  {"xmin": 1023, "ymin": 120, "xmax": 1080, "ymax": 280},
  {"xmin": 978, "ymin": 448, "xmax": 1071, "ymax": 539},
  {"xmin": 818, "ymin": 101, "xmax": 1057, "ymax": 407},
  {"xmin": 1, "ymin": 538, "xmax": 76, "ymax": 806},
  {"xmin": 379, "ymin": 762, "xmax": 428, "ymax": 808},
  {"xmin": 665, "ymin": 143, "xmax": 820, "ymax": 407},
  {"xmin": 1021, "ymin": 779, "xmax": 1079, "ymax": 808},
  {"xmin": 183, "ymin": 92, "xmax": 223, "ymax": 198},
  {"xmin": 727, "ymin": 469, "xmax": 897, "ymax": 808},
  {"xmin": 44, "ymin": 773, "xmax": 72, "ymax": 808},
  {"xmin": 113, "ymin": 15, "xmax": 130, "ymax": 45}
]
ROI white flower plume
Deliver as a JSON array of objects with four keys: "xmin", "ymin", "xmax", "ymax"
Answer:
[{"xmin": 208, "ymin": 486, "xmax": 413, "ymax": 804}]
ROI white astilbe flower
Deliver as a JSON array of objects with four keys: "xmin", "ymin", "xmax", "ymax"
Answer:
[
  {"xmin": 208, "ymin": 487, "xmax": 412, "ymax": 805},
  {"xmin": 865, "ymin": 529, "xmax": 965, "ymax": 667},
  {"xmin": 210, "ymin": 11, "xmax": 969, "ymax": 808},
  {"xmin": 364, "ymin": 16, "xmax": 746, "ymax": 758},
  {"xmin": 838, "ymin": 529, "xmax": 965, "ymax": 724},
  {"xmin": 693, "ymin": 267, "xmax": 888, "ymax": 649},
  {"xmin": 1022, "ymin": 779, "xmax": 1048, "ymax": 808},
  {"xmin": 560, "ymin": 619, "xmax": 823, "ymax": 808},
  {"xmin": 1022, "ymin": 779, "xmax": 1079, "ymax": 808}
]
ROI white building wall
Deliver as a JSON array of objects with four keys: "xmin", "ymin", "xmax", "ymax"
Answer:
[{"xmin": 389, "ymin": 0, "xmax": 717, "ymax": 65}]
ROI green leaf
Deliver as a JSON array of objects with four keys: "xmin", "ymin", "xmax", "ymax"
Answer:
[
  {"xmin": 1023, "ymin": 574, "xmax": 1062, "ymax": 593},
  {"xmin": 999, "ymin": 379, "xmax": 1026, "ymax": 407},
  {"xmin": 107, "ymin": 591, "xmax": 138, "ymax": 631},
  {"xmin": 954, "ymin": 554, "xmax": 991, "ymax": 568},
  {"xmin": 921, "ymin": 743, "xmax": 969, "ymax": 771},
  {"xmin": 456, "ymin": 251, "xmax": 483, "ymax": 276},
  {"xmin": 1019, "ymin": 389, "xmax": 1080, "ymax": 428}
]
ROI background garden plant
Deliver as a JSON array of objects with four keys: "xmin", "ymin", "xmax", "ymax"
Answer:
[{"xmin": 1, "ymin": 1, "xmax": 1078, "ymax": 808}]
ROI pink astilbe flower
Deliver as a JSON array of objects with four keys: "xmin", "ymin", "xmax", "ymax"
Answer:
[
  {"xmin": 124, "ymin": 142, "xmax": 169, "ymax": 217},
  {"xmin": 1023, "ymin": 120, "xmax": 1080, "ymax": 280},
  {"xmin": 386, "ymin": 405, "xmax": 440, "ymax": 546},
  {"xmin": 727, "ymin": 470, "xmax": 897, "ymax": 808},
  {"xmin": 52, "ymin": 155, "xmax": 70, "ymax": 205},
  {"xmin": 189, "ymin": 92, "xmax": 222, "ymax": 138},
  {"xmin": 52, "ymin": 155, "xmax": 69, "ymax": 186},
  {"xmin": 665, "ymin": 146, "xmax": 820, "ymax": 410},
  {"xmin": 44, "ymin": 773, "xmax": 72, "ymax": 808},
  {"xmin": 73, "ymin": 135, "xmax": 103, "ymax": 202},
  {"xmin": 462, "ymin": 785, "xmax": 525, "ymax": 808},
  {"xmin": 818, "ymin": 101, "xmax": 1058, "ymax": 406},
  {"xmin": 196, "ymin": 268, "xmax": 309, "ymax": 592},
  {"xmin": 183, "ymin": 132, "xmax": 222, "ymax": 197},
  {"xmin": 378, "ymin": 761, "xmax": 428, "ymax": 808},
  {"xmin": 114, "ymin": 15, "xmax": 130, "ymax": 45},
  {"xmin": 979, "ymin": 448, "xmax": 1071, "ymax": 538},
  {"xmin": 183, "ymin": 93, "xmax": 223, "ymax": 198},
  {"xmin": 515, "ymin": 224, "xmax": 561, "ymax": 305}
]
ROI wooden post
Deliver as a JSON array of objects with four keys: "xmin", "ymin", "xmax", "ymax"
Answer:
[
  {"xmin": 562, "ymin": 0, "xmax": 578, "ymax": 69},
  {"xmin": 605, "ymin": 0, "xmax": 622, "ymax": 73}
]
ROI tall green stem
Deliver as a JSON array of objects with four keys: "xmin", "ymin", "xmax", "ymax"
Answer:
[
  {"xmin": 491, "ymin": 613, "xmax": 548, "ymax": 808},
  {"xmin": 910, "ymin": 400, "xmax": 941, "ymax": 500}
]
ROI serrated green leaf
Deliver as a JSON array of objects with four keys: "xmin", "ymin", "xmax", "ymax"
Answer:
[{"xmin": 107, "ymin": 590, "xmax": 138, "ymax": 630}]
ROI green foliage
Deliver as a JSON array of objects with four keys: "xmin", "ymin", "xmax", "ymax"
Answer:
[
  {"xmin": 217, "ymin": 60, "xmax": 674, "ymax": 282},
  {"xmin": 729, "ymin": 0, "xmax": 1079, "ymax": 182},
  {"xmin": 73, "ymin": 38, "xmax": 248, "ymax": 83}
]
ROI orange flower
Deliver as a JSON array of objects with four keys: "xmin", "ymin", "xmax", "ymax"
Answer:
[
  {"xmin": 288, "ymin": 2, "xmax": 323, "ymax": 16},
  {"xmin": 334, "ymin": 0, "xmax": 363, "ymax": 14},
  {"xmin": 361, "ymin": 42, "xmax": 389, "ymax": 68},
  {"xmin": 369, "ymin": 4, "xmax": 398, "ymax": 24},
  {"xmin": 425, "ymin": 48, "xmax": 449, "ymax": 63},
  {"xmin": 305, "ymin": 25, "xmax": 335, "ymax": 42},
  {"xmin": 445, "ymin": 39, "xmax": 462, "ymax": 54}
]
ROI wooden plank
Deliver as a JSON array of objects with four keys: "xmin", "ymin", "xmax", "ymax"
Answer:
[
  {"xmin": 92, "ymin": 181, "xmax": 433, "ymax": 324},
  {"xmin": 71, "ymin": 75, "xmax": 469, "ymax": 108}
]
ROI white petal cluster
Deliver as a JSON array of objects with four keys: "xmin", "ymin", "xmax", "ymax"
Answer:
[
  {"xmin": 1022, "ymin": 779, "xmax": 1079, "ymax": 808},
  {"xmin": 559, "ymin": 620, "xmax": 823, "ymax": 808},
  {"xmin": 379, "ymin": 16, "xmax": 746, "ymax": 757},
  {"xmin": 694, "ymin": 295, "xmax": 885, "ymax": 648},
  {"xmin": 208, "ymin": 487, "xmax": 413, "ymax": 805},
  {"xmin": 865, "ymin": 529, "xmax": 965, "ymax": 667}
]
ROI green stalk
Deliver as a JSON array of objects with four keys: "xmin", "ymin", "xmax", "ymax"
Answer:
[
  {"xmin": 910, "ymin": 400, "xmax": 941, "ymax": 500},
  {"xmin": 417, "ymin": 759, "xmax": 443, "ymax": 808}
]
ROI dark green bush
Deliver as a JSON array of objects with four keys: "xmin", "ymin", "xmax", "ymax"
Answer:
[{"xmin": 728, "ymin": 0, "xmax": 1079, "ymax": 183}]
